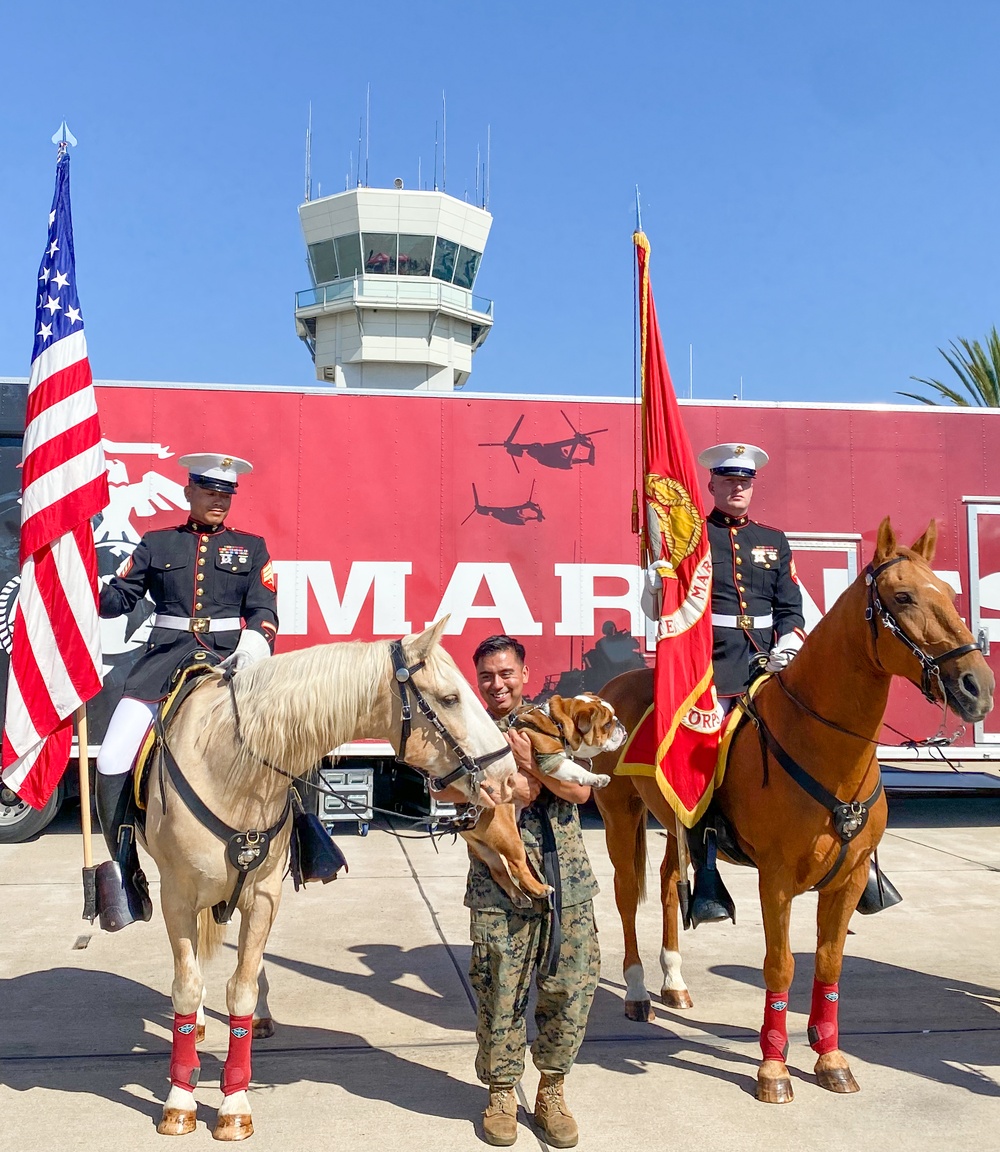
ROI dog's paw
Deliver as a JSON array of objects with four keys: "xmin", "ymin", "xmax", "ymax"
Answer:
[{"xmin": 591, "ymin": 774, "xmax": 612, "ymax": 789}]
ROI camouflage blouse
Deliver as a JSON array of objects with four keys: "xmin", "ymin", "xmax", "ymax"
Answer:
[{"xmin": 463, "ymin": 780, "xmax": 600, "ymax": 912}]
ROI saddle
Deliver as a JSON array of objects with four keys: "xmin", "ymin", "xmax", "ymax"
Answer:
[
  {"xmin": 134, "ymin": 660, "xmax": 219, "ymax": 813},
  {"xmin": 133, "ymin": 657, "xmax": 347, "ymax": 921}
]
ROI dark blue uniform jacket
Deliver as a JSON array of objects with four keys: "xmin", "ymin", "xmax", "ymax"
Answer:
[
  {"xmin": 707, "ymin": 508, "xmax": 804, "ymax": 699},
  {"xmin": 99, "ymin": 520, "xmax": 278, "ymax": 702}
]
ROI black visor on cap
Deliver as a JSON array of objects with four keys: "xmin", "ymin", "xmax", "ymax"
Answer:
[
  {"xmin": 189, "ymin": 473, "xmax": 238, "ymax": 494},
  {"xmin": 712, "ymin": 466, "xmax": 756, "ymax": 478}
]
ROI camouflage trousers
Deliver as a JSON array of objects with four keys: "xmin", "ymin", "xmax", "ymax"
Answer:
[{"xmin": 469, "ymin": 900, "xmax": 600, "ymax": 1087}]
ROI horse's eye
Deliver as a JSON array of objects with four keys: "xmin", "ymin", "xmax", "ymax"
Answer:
[
  {"xmin": 894, "ymin": 591, "xmax": 913, "ymax": 606},
  {"xmin": 440, "ymin": 694, "xmax": 460, "ymax": 707}
]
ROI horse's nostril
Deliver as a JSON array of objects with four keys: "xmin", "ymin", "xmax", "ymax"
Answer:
[{"xmin": 961, "ymin": 673, "xmax": 980, "ymax": 699}]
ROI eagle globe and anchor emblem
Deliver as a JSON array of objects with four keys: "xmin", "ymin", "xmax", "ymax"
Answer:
[
  {"xmin": 644, "ymin": 471, "xmax": 720, "ymax": 732},
  {"xmin": 0, "ymin": 443, "xmax": 189, "ymax": 735}
]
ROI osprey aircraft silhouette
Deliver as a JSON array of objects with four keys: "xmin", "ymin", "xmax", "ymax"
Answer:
[
  {"xmin": 462, "ymin": 481, "xmax": 545, "ymax": 526},
  {"xmin": 480, "ymin": 411, "xmax": 608, "ymax": 472}
]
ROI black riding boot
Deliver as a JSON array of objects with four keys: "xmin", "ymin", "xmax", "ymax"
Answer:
[
  {"xmin": 687, "ymin": 825, "xmax": 737, "ymax": 929},
  {"xmin": 94, "ymin": 771, "xmax": 152, "ymax": 931}
]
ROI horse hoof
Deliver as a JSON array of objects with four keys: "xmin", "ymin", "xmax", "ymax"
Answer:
[
  {"xmin": 252, "ymin": 1017, "xmax": 273, "ymax": 1040},
  {"xmin": 756, "ymin": 1067, "xmax": 794, "ymax": 1104},
  {"xmin": 196, "ymin": 1024, "xmax": 206, "ymax": 1044},
  {"xmin": 157, "ymin": 1108, "xmax": 197, "ymax": 1135},
  {"xmin": 625, "ymin": 999, "xmax": 655, "ymax": 1022},
  {"xmin": 213, "ymin": 1114, "xmax": 253, "ymax": 1141},
  {"xmin": 661, "ymin": 988, "xmax": 694, "ymax": 1010},
  {"xmin": 816, "ymin": 1063, "xmax": 860, "ymax": 1094}
]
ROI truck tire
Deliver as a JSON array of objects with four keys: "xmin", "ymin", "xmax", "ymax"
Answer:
[{"xmin": 0, "ymin": 781, "xmax": 62, "ymax": 844}]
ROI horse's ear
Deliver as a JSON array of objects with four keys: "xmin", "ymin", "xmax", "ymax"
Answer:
[
  {"xmin": 873, "ymin": 517, "xmax": 897, "ymax": 567},
  {"xmin": 910, "ymin": 519, "xmax": 938, "ymax": 564},
  {"xmin": 406, "ymin": 616, "xmax": 451, "ymax": 662}
]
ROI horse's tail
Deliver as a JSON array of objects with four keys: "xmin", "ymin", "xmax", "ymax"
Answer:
[
  {"xmin": 634, "ymin": 802, "xmax": 648, "ymax": 905},
  {"xmin": 197, "ymin": 907, "xmax": 227, "ymax": 964}
]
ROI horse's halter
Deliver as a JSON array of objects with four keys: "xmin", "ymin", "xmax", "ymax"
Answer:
[
  {"xmin": 389, "ymin": 640, "xmax": 511, "ymax": 792},
  {"xmin": 865, "ymin": 556, "xmax": 981, "ymax": 705}
]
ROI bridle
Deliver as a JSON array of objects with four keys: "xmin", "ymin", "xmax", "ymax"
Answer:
[
  {"xmin": 865, "ymin": 556, "xmax": 980, "ymax": 705},
  {"xmin": 738, "ymin": 553, "xmax": 981, "ymax": 889},
  {"xmin": 389, "ymin": 640, "xmax": 511, "ymax": 793}
]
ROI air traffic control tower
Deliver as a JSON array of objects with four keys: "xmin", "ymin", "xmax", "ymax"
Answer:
[{"xmin": 294, "ymin": 185, "xmax": 493, "ymax": 389}]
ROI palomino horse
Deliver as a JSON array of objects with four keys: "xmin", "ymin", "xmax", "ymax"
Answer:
[
  {"xmin": 144, "ymin": 619, "xmax": 516, "ymax": 1139},
  {"xmin": 593, "ymin": 518, "xmax": 993, "ymax": 1102}
]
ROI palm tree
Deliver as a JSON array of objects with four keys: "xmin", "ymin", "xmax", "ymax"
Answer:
[{"xmin": 899, "ymin": 327, "xmax": 1000, "ymax": 406}]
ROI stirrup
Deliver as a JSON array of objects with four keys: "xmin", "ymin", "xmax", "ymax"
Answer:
[
  {"xmin": 688, "ymin": 828, "xmax": 737, "ymax": 929},
  {"xmin": 97, "ymin": 826, "xmax": 152, "ymax": 932},
  {"xmin": 855, "ymin": 858, "xmax": 902, "ymax": 915}
]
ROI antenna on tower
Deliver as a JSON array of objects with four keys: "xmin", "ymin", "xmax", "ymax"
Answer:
[
  {"xmin": 476, "ymin": 143, "xmax": 480, "ymax": 205},
  {"xmin": 365, "ymin": 82, "xmax": 371, "ymax": 187},
  {"xmin": 433, "ymin": 120, "xmax": 439, "ymax": 191},
  {"xmin": 357, "ymin": 116, "xmax": 363, "ymax": 187},
  {"xmin": 486, "ymin": 123, "xmax": 491, "ymax": 210},
  {"xmin": 304, "ymin": 102, "xmax": 313, "ymax": 202},
  {"xmin": 442, "ymin": 90, "xmax": 447, "ymax": 192}
]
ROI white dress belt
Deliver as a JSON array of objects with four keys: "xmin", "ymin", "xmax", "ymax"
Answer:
[
  {"xmin": 711, "ymin": 612, "xmax": 773, "ymax": 630},
  {"xmin": 150, "ymin": 614, "xmax": 242, "ymax": 634}
]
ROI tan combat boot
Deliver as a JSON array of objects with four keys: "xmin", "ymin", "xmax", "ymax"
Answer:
[
  {"xmin": 533, "ymin": 1073, "xmax": 578, "ymax": 1148},
  {"xmin": 482, "ymin": 1084, "xmax": 518, "ymax": 1146}
]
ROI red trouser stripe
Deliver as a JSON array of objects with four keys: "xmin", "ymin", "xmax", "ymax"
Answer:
[
  {"xmin": 760, "ymin": 990, "xmax": 790, "ymax": 1062},
  {"xmin": 808, "ymin": 980, "xmax": 840, "ymax": 1054},
  {"xmin": 169, "ymin": 1012, "xmax": 201, "ymax": 1091},
  {"xmin": 221, "ymin": 1014, "xmax": 254, "ymax": 1096}
]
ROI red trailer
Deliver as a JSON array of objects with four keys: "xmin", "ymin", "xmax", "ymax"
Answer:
[{"xmin": 1, "ymin": 380, "xmax": 998, "ymax": 839}]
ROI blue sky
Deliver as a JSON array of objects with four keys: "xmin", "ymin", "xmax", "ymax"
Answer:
[{"xmin": 1, "ymin": 2, "xmax": 998, "ymax": 404}]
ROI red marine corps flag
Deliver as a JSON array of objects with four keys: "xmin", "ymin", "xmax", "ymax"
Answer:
[
  {"xmin": 634, "ymin": 231, "xmax": 721, "ymax": 826},
  {"xmin": 1, "ymin": 133, "xmax": 108, "ymax": 809}
]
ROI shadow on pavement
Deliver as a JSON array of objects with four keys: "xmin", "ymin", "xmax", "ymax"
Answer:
[
  {"xmin": 582, "ymin": 952, "xmax": 1000, "ymax": 1099},
  {"xmin": 0, "ymin": 964, "xmax": 486, "ymax": 1128}
]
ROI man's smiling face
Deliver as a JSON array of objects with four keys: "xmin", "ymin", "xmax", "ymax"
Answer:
[{"xmin": 475, "ymin": 649, "xmax": 529, "ymax": 718}]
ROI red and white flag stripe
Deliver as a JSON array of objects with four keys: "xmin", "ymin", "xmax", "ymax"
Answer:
[{"xmin": 2, "ymin": 326, "xmax": 108, "ymax": 807}]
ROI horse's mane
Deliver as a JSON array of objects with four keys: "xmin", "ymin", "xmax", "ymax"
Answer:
[{"xmin": 218, "ymin": 639, "xmax": 391, "ymax": 786}]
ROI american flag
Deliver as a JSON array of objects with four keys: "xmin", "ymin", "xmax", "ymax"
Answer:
[{"xmin": 1, "ymin": 147, "xmax": 109, "ymax": 808}]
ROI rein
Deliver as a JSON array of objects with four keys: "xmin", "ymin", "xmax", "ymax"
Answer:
[{"xmin": 737, "ymin": 551, "xmax": 981, "ymax": 888}]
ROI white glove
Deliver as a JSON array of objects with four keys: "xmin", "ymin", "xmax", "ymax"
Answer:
[
  {"xmin": 764, "ymin": 631, "xmax": 804, "ymax": 672},
  {"xmin": 641, "ymin": 561, "xmax": 673, "ymax": 622},
  {"xmin": 218, "ymin": 628, "xmax": 271, "ymax": 674}
]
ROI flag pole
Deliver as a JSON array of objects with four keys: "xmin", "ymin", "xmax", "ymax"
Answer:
[
  {"xmin": 77, "ymin": 705, "xmax": 98, "ymax": 921},
  {"xmin": 634, "ymin": 225, "xmax": 695, "ymax": 929}
]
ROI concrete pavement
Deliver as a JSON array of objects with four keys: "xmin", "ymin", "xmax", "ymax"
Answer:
[{"xmin": 1, "ymin": 795, "xmax": 998, "ymax": 1150}]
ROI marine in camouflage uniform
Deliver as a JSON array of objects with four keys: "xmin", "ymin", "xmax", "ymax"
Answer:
[{"xmin": 466, "ymin": 714, "xmax": 601, "ymax": 1089}]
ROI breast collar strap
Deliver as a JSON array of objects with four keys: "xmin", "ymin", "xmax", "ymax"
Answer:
[
  {"xmin": 865, "ymin": 557, "xmax": 980, "ymax": 704},
  {"xmin": 389, "ymin": 639, "xmax": 510, "ymax": 793}
]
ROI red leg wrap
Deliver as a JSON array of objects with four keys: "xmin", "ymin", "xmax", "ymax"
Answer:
[
  {"xmin": 169, "ymin": 1012, "xmax": 201, "ymax": 1091},
  {"xmin": 760, "ymin": 990, "xmax": 790, "ymax": 1063},
  {"xmin": 808, "ymin": 980, "xmax": 840, "ymax": 1054},
  {"xmin": 221, "ymin": 1014, "xmax": 253, "ymax": 1096}
]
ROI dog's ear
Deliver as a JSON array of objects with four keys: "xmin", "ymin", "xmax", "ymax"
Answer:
[{"xmin": 547, "ymin": 695, "xmax": 584, "ymax": 749}]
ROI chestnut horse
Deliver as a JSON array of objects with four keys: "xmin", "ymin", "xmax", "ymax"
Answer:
[{"xmin": 593, "ymin": 518, "xmax": 993, "ymax": 1102}]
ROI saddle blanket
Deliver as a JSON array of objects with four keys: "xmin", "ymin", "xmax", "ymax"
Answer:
[{"xmin": 614, "ymin": 674, "xmax": 771, "ymax": 788}]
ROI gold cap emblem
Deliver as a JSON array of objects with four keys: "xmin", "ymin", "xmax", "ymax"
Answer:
[{"xmin": 734, "ymin": 445, "xmax": 746, "ymax": 456}]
